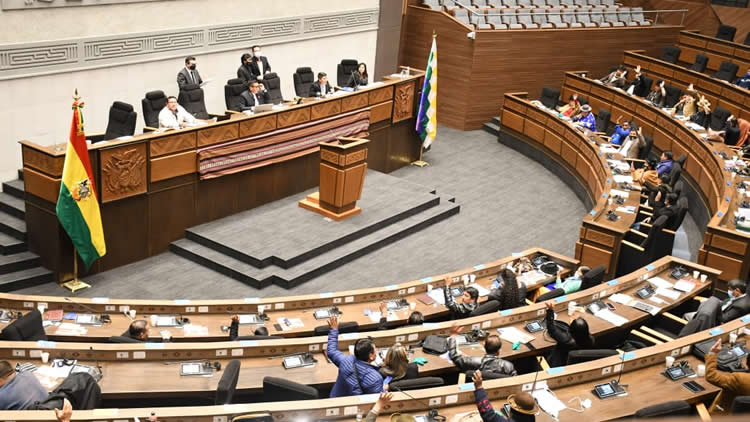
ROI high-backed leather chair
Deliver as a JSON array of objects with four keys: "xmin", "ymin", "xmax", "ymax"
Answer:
[
  {"xmin": 731, "ymin": 396, "xmax": 750, "ymax": 414},
  {"xmin": 262, "ymin": 72, "xmax": 283, "ymax": 104},
  {"xmin": 224, "ymin": 78, "xmax": 247, "ymax": 112},
  {"xmin": 88, "ymin": 101, "xmax": 137, "ymax": 143},
  {"xmin": 313, "ymin": 321, "xmax": 358, "ymax": 336},
  {"xmin": 744, "ymin": 33, "xmax": 750, "ymax": 46},
  {"xmin": 215, "ymin": 360, "xmax": 241, "ymax": 405},
  {"xmin": 566, "ymin": 349, "xmax": 618, "ymax": 364},
  {"xmin": 262, "ymin": 377, "xmax": 319, "ymax": 401},
  {"xmin": 539, "ymin": 87, "xmax": 560, "ymax": 109},
  {"xmin": 715, "ymin": 24, "xmax": 737, "ymax": 42},
  {"xmin": 580, "ymin": 265, "xmax": 606, "ymax": 290},
  {"xmin": 337, "ymin": 59, "xmax": 359, "ymax": 87},
  {"xmin": 670, "ymin": 197, "xmax": 689, "ymax": 231},
  {"xmin": 0, "ymin": 309, "xmax": 47, "ymax": 341},
  {"xmin": 714, "ymin": 61, "xmax": 739, "ymax": 82},
  {"xmin": 663, "ymin": 84, "xmax": 681, "ymax": 108},
  {"xmin": 708, "ymin": 106, "xmax": 731, "ymax": 131},
  {"xmin": 390, "ymin": 377, "xmax": 445, "ymax": 391},
  {"xmin": 536, "ymin": 288, "xmax": 565, "ymax": 302},
  {"xmin": 141, "ymin": 90, "xmax": 167, "ymax": 130},
  {"xmin": 596, "ymin": 109, "xmax": 611, "ymax": 134},
  {"xmin": 469, "ymin": 300, "xmax": 501, "ymax": 317},
  {"xmin": 293, "ymin": 67, "xmax": 315, "ymax": 97},
  {"xmin": 178, "ymin": 83, "xmax": 210, "ymax": 119},
  {"xmin": 689, "ymin": 54, "xmax": 708, "ymax": 73},
  {"xmin": 659, "ymin": 46, "xmax": 681, "ymax": 64}
]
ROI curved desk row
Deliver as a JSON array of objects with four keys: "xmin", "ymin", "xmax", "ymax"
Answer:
[
  {"xmin": 622, "ymin": 49, "xmax": 750, "ymax": 122},
  {"xmin": 19, "ymin": 70, "xmax": 424, "ymax": 279},
  {"xmin": 0, "ymin": 256, "xmax": 717, "ymax": 397},
  {"xmin": 0, "ymin": 248, "xmax": 576, "ymax": 342},
  {"xmin": 557, "ymin": 72, "xmax": 750, "ymax": 287},
  {"xmin": 2, "ymin": 277, "xmax": 746, "ymax": 422},
  {"xmin": 678, "ymin": 30, "xmax": 750, "ymax": 78}
]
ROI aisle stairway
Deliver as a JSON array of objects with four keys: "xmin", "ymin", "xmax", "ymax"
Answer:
[
  {"xmin": 0, "ymin": 171, "xmax": 54, "ymax": 291},
  {"xmin": 482, "ymin": 116, "xmax": 501, "ymax": 137}
]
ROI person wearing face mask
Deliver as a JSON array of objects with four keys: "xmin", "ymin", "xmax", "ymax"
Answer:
[
  {"xmin": 177, "ymin": 56, "xmax": 202, "ymax": 90},
  {"xmin": 237, "ymin": 53, "xmax": 254, "ymax": 83},
  {"xmin": 248, "ymin": 45, "xmax": 272, "ymax": 81},
  {"xmin": 719, "ymin": 279, "xmax": 750, "ymax": 324}
]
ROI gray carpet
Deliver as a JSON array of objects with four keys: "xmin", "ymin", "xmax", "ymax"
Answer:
[{"xmin": 18, "ymin": 127, "xmax": 608, "ymax": 299}]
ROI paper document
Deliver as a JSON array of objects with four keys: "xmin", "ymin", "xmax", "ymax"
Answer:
[
  {"xmin": 609, "ymin": 293, "xmax": 634, "ymax": 305},
  {"xmin": 238, "ymin": 314, "xmax": 262, "ymax": 324},
  {"xmin": 649, "ymin": 296, "xmax": 665, "ymax": 305},
  {"xmin": 519, "ymin": 270, "xmax": 549, "ymax": 286},
  {"xmin": 426, "ymin": 288, "xmax": 446, "ymax": 305},
  {"xmin": 609, "ymin": 189, "xmax": 630, "ymax": 198},
  {"xmin": 368, "ymin": 312, "xmax": 398, "ymax": 323},
  {"xmin": 469, "ymin": 283, "xmax": 490, "ymax": 297},
  {"xmin": 673, "ymin": 280, "xmax": 696, "ymax": 293},
  {"xmin": 630, "ymin": 300, "xmax": 661, "ymax": 316},
  {"xmin": 182, "ymin": 324, "xmax": 208, "ymax": 336},
  {"xmin": 55, "ymin": 323, "xmax": 87, "ymax": 336},
  {"xmin": 532, "ymin": 388, "xmax": 567, "ymax": 418},
  {"xmin": 199, "ymin": 78, "xmax": 213, "ymax": 87},
  {"xmin": 600, "ymin": 145, "xmax": 619, "ymax": 153},
  {"xmin": 36, "ymin": 364, "xmax": 73, "ymax": 379},
  {"xmin": 613, "ymin": 175, "xmax": 634, "ymax": 184},
  {"xmin": 655, "ymin": 287, "xmax": 681, "ymax": 301},
  {"xmin": 592, "ymin": 309, "xmax": 628, "ymax": 327},
  {"xmin": 737, "ymin": 208, "xmax": 750, "ymax": 219},
  {"xmin": 497, "ymin": 326, "xmax": 534, "ymax": 344},
  {"xmin": 649, "ymin": 277, "xmax": 673, "ymax": 289},
  {"xmin": 276, "ymin": 317, "xmax": 304, "ymax": 331},
  {"xmin": 616, "ymin": 206, "xmax": 636, "ymax": 214}
]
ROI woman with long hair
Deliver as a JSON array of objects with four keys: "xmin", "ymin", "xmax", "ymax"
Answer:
[
  {"xmin": 347, "ymin": 62, "xmax": 368, "ymax": 88},
  {"xmin": 379, "ymin": 343, "xmax": 417, "ymax": 389}
]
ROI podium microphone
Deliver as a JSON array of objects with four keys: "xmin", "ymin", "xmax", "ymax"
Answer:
[
  {"xmin": 64, "ymin": 297, "xmax": 110, "ymax": 323},
  {"xmin": 391, "ymin": 384, "xmax": 444, "ymax": 422}
]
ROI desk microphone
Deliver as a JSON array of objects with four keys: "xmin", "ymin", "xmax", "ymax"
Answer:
[
  {"xmin": 89, "ymin": 346, "xmax": 104, "ymax": 381},
  {"xmin": 64, "ymin": 297, "xmax": 110, "ymax": 323},
  {"xmin": 391, "ymin": 384, "xmax": 444, "ymax": 422},
  {"xmin": 611, "ymin": 351, "xmax": 628, "ymax": 393},
  {"xmin": 531, "ymin": 356, "xmax": 542, "ymax": 391}
]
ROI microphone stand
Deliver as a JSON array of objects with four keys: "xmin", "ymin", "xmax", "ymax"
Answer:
[
  {"xmin": 391, "ymin": 384, "xmax": 443, "ymax": 422},
  {"xmin": 64, "ymin": 297, "xmax": 110, "ymax": 324}
]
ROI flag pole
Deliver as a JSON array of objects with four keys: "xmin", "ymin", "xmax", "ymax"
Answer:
[
  {"xmin": 60, "ymin": 242, "xmax": 92, "ymax": 294},
  {"xmin": 411, "ymin": 31, "xmax": 436, "ymax": 168}
]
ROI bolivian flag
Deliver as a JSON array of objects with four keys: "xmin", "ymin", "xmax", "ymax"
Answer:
[{"xmin": 56, "ymin": 92, "xmax": 106, "ymax": 270}]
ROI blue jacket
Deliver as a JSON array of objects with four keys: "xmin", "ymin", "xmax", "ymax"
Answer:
[
  {"xmin": 736, "ymin": 73, "xmax": 750, "ymax": 90},
  {"xmin": 610, "ymin": 125, "xmax": 631, "ymax": 146},
  {"xmin": 656, "ymin": 159, "xmax": 673, "ymax": 177},
  {"xmin": 574, "ymin": 112, "xmax": 596, "ymax": 131},
  {"xmin": 327, "ymin": 328, "xmax": 384, "ymax": 397}
]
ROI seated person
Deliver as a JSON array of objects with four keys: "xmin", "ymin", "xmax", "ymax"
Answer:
[
  {"xmin": 572, "ymin": 105, "xmax": 596, "ymax": 131},
  {"xmin": 472, "ymin": 371, "xmax": 537, "ymax": 422},
  {"xmin": 705, "ymin": 338, "xmax": 750, "ymax": 411},
  {"xmin": 645, "ymin": 80, "xmax": 666, "ymax": 107},
  {"xmin": 544, "ymin": 302, "xmax": 595, "ymax": 367},
  {"xmin": 553, "ymin": 266, "xmax": 590, "ymax": 294},
  {"xmin": 647, "ymin": 192, "xmax": 679, "ymax": 228},
  {"xmin": 448, "ymin": 324, "xmax": 517, "ymax": 378},
  {"xmin": 379, "ymin": 343, "xmax": 418, "ymax": 388},
  {"xmin": 719, "ymin": 279, "xmax": 750, "ymax": 324},
  {"xmin": 158, "ymin": 96, "xmax": 196, "ymax": 129},
  {"xmin": 127, "ymin": 320, "xmax": 150, "ymax": 342},
  {"xmin": 376, "ymin": 302, "xmax": 423, "ymax": 330},
  {"xmin": 347, "ymin": 62, "xmax": 369, "ymax": 88},
  {"xmin": 326, "ymin": 316, "xmax": 383, "ymax": 397},
  {"xmin": 735, "ymin": 67, "xmax": 750, "ymax": 90},
  {"xmin": 309, "ymin": 72, "xmax": 334, "ymax": 97},
  {"xmin": 0, "ymin": 360, "xmax": 48, "ymax": 410},
  {"xmin": 673, "ymin": 85, "xmax": 698, "ymax": 117},
  {"xmin": 609, "ymin": 116, "xmax": 631, "ymax": 146},
  {"xmin": 736, "ymin": 118, "xmax": 750, "ymax": 147},
  {"xmin": 643, "ymin": 174, "xmax": 673, "ymax": 209},
  {"xmin": 599, "ymin": 65, "xmax": 627, "ymax": 89},
  {"xmin": 631, "ymin": 159, "xmax": 660, "ymax": 187},
  {"xmin": 625, "ymin": 65, "xmax": 645, "ymax": 96},
  {"xmin": 707, "ymin": 115, "xmax": 742, "ymax": 145},
  {"xmin": 690, "ymin": 95, "xmax": 711, "ymax": 128},
  {"xmin": 240, "ymin": 80, "xmax": 271, "ymax": 110},
  {"xmin": 556, "ymin": 94, "xmax": 580, "ymax": 118},
  {"xmin": 619, "ymin": 126, "xmax": 646, "ymax": 159},
  {"xmin": 656, "ymin": 151, "xmax": 673, "ymax": 177},
  {"xmin": 442, "ymin": 281, "xmax": 478, "ymax": 319},
  {"xmin": 363, "ymin": 392, "xmax": 393, "ymax": 422},
  {"xmin": 487, "ymin": 268, "xmax": 526, "ymax": 310}
]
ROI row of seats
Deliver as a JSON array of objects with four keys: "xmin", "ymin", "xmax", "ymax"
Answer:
[
  {"xmin": 423, "ymin": 0, "xmax": 620, "ymax": 10},
  {"xmin": 453, "ymin": 7, "xmax": 650, "ymax": 30},
  {"xmin": 715, "ymin": 23, "xmax": 750, "ymax": 46},
  {"xmin": 660, "ymin": 45, "xmax": 742, "ymax": 83}
]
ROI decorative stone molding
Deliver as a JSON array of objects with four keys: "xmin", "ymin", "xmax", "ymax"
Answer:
[
  {"xmin": 2, "ymin": 0, "xmax": 170, "ymax": 10},
  {"xmin": 0, "ymin": 8, "xmax": 379, "ymax": 80}
]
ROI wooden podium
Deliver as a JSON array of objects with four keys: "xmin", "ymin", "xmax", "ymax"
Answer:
[{"xmin": 299, "ymin": 137, "xmax": 369, "ymax": 221}]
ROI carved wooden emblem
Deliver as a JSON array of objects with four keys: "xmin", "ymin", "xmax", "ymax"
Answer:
[
  {"xmin": 100, "ymin": 144, "xmax": 147, "ymax": 202},
  {"xmin": 393, "ymin": 82, "xmax": 415, "ymax": 123}
]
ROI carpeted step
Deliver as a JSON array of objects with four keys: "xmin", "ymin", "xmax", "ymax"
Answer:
[
  {"xmin": 2, "ymin": 179, "xmax": 24, "ymax": 200},
  {"xmin": 0, "ymin": 232, "xmax": 26, "ymax": 255},
  {"xmin": 0, "ymin": 192, "xmax": 25, "ymax": 219},
  {"xmin": 0, "ymin": 266, "xmax": 54, "ymax": 292},
  {"xmin": 0, "ymin": 251, "xmax": 40, "ymax": 274},
  {"xmin": 0, "ymin": 212, "xmax": 26, "ymax": 241}
]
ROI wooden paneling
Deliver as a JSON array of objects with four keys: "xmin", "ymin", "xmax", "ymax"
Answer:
[
  {"xmin": 523, "ymin": 119, "xmax": 545, "ymax": 143},
  {"xmin": 712, "ymin": 5, "xmax": 750, "ymax": 49},
  {"xmin": 21, "ymin": 145, "xmax": 64, "ymax": 177},
  {"xmin": 369, "ymin": 86, "xmax": 394, "ymax": 104},
  {"xmin": 705, "ymin": 251, "xmax": 743, "ymax": 281},
  {"xmin": 150, "ymin": 151, "xmax": 197, "ymax": 183},
  {"xmin": 277, "ymin": 108, "xmax": 311, "ymax": 129},
  {"xmin": 311, "ymin": 99, "xmax": 342, "ymax": 120},
  {"xmin": 709, "ymin": 233, "xmax": 748, "ymax": 256},
  {"xmin": 502, "ymin": 109, "xmax": 524, "ymax": 133},
  {"xmin": 341, "ymin": 92, "xmax": 370, "ymax": 112},
  {"xmin": 370, "ymin": 101, "xmax": 393, "ymax": 124},
  {"xmin": 98, "ymin": 143, "xmax": 148, "ymax": 203},
  {"xmin": 197, "ymin": 123, "xmax": 239, "ymax": 147},
  {"xmin": 585, "ymin": 228, "xmax": 616, "ymax": 248},
  {"xmin": 149, "ymin": 131, "xmax": 196, "ymax": 158},
  {"xmin": 23, "ymin": 167, "xmax": 60, "ymax": 203},
  {"xmin": 239, "ymin": 114, "xmax": 277, "ymax": 138},
  {"xmin": 580, "ymin": 243, "xmax": 613, "ymax": 272}
]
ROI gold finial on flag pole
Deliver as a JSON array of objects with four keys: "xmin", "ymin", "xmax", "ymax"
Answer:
[{"xmin": 433, "ymin": 30, "xmax": 437, "ymax": 38}]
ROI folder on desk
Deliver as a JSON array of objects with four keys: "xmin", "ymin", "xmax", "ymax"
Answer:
[{"xmin": 416, "ymin": 294, "xmax": 434, "ymax": 306}]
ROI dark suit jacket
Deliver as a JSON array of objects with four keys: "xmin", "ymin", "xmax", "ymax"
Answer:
[
  {"xmin": 651, "ymin": 202, "xmax": 676, "ymax": 228},
  {"xmin": 600, "ymin": 71, "xmax": 626, "ymax": 89},
  {"xmin": 720, "ymin": 295, "xmax": 750, "ymax": 324},
  {"xmin": 249, "ymin": 56, "xmax": 272, "ymax": 80},
  {"xmin": 309, "ymin": 81, "xmax": 333, "ymax": 97},
  {"xmin": 239, "ymin": 90, "xmax": 271, "ymax": 110},
  {"xmin": 347, "ymin": 72, "xmax": 368, "ymax": 88},
  {"xmin": 177, "ymin": 67, "xmax": 203, "ymax": 90},
  {"xmin": 237, "ymin": 64, "xmax": 254, "ymax": 83}
]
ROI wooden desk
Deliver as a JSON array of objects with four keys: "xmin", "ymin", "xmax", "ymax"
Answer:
[
  {"xmin": 0, "ymin": 256, "xmax": 718, "ymax": 397},
  {"xmin": 678, "ymin": 30, "xmax": 750, "ymax": 78},
  {"xmin": 556, "ymin": 72, "xmax": 750, "ymax": 288},
  {"xmin": 0, "ymin": 248, "xmax": 576, "ymax": 342},
  {"xmin": 2, "ymin": 289, "xmax": 747, "ymax": 422},
  {"xmin": 19, "ymin": 71, "xmax": 424, "ymax": 280}
]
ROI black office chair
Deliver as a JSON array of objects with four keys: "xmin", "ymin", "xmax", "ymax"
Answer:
[
  {"xmin": 668, "ymin": 162, "xmax": 682, "ymax": 187},
  {"xmin": 566, "ymin": 349, "xmax": 618, "ymax": 365},
  {"xmin": 232, "ymin": 335, "xmax": 283, "ymax": 341},
  {"xmin": 634, "ymin": 75, "xmax": 653, "ymax": 98},
  {"xmin": 639, "ymin": 134, "xmax": 654, "ymax": 160},
  {"xmin": 293, "ymin": 67, "xmax": 315, "ymax": 97},
  {"xmin": 662, "ymin": 84, "xmax": 681, "ymax": 108},
  {"xmin": 673, "ymin": 180, "xmax": 684, "ymax": 199},
  {"xmin": 596, "ymin": 109, "xmax": 611, "ymax": 134},
  {"xmin": 0, "ymin": 309, "xmax": 47, "ymax": 341},
  {"xmin": 731, "ymin": 396, "xmax": 750, "ymax": 414},
  {"xmin": 389, "ymin": 377, "xmax": 444, "ymax": 391},
  {"xmin": 745, "ymin": 33, "xmax": 750, "ymax": 46},
  {"xmin": 141, "ymin": 90, "xmax": 167, "ymax": 130},
  {"xmin": 469, "ymin": 300, "xmax": 501, "ymax": 317},
  {"xmin": 87, "ymin": 101, "xmax": 137, "ymax": 143},
  {"xmin": 670, "ymin": 197, "xmax": 689, "ymax": 231},
  {"xmin": 708, "ymin": 106, "xmax": 731, "ymax": 131},
  {"xmin": 617, "ymin": 215, "xmax": 671, "ymax": 277},
  {"xmin": 580, "ymin": 265, "xmax": 606, "ymax": 290},
  {"xmin": 689, "ymin": 54, "xmax": 708, "ymax": 73},
  {"xmin": 231, "ymin": 415, "xmax": 273, "ymax": 422},
  {"xmin": 262, "ymin": 72, "xmax": 283, "ymax": 104},
  {"xmin": 536, "ymin": 288, "xmax": 565, "ymax": 303},
  {"xmin": 108, "ymin": 335, "xmax": 143, "ymax": 343},
  {"xmin": 633, "ymin": 400, "xmax": 692, "ymax": 418},
  {"xmin": 715, "ymin": 24, "xmax": 737, "ymax": 42},
  {"xmin": 224, "ymin": 78, "xmax": 247, "ymax": 112},
  {"xmin": 262, "ymin": 377, "xmax": 319, "ymax": 401},
  {"xmin": 577, "ymin": 95, "xmax": 589, "ymax": 106},
  {"xmin": 337, "ymin": 59, "xmax": 359, "ymax": 87},
  {"xmin": 659, "ymin": 46, "xmax": 681, "ymax": 64},
  {"xmin": 539, "ymin": 87, "xmax": 560, "ymax": 109},
  {"xmin": 714, "ymin": 61, "xmax": 739, "ymax": 82},
  {"xmin": 313, "ymin": 321, "xmax": 359, "ymax": 336},
  {"xmin": 464, "ymin": 370, "xmax": 512, "ymax": 381},
  {"xmin": 178, "ymin": 83, "xmax": 210, "ymax": 119},
  {"xmin": 215, "ymin": 360, "xmax": 241, "ymax": 405}
]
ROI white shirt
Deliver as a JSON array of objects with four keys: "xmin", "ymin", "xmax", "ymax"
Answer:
[
  {"xmin": 158, "ymin": 104, "xmax": 196, "ymax": 129},
  {"xmin": 619, "ymin": 137, "xmax": 634, "ymax": 157}
]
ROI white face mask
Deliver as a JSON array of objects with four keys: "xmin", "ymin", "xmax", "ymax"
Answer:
[
  {"xmin": 728, "ymin": 290, "xmax": 736, "ymax": 299},
  {"xmin": 254, "ymin": 51, "xmax": 262, "ymax": 58}
]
